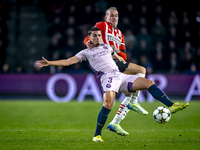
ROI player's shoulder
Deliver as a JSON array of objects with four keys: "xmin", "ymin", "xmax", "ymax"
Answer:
[
  {"xmin": 95, "ymin": 21, "xmax": 106, "ymax": 25},
  {"xmin": 101, "ymin": 43, "xmax": 112, "ymax": 50},
  {"xmin": 95, "ymin": 21, "xmax": 107, "ymax": 28},
  {"xmin": 77, "ymin": 48, "xmax": 87, "ymax": 54}
]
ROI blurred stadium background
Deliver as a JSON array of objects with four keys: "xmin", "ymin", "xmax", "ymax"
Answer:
[{"xmin": 0, "ymin": 0, "xmax": 200, "ymax": 101}]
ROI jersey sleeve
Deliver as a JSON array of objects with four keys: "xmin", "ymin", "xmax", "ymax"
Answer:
[
  {"xmin": 75, "ymin": 50, "xmax": 87, "ymax": 62},
  {"xmin": 83, "ymin": 36, "xmax": 89, "ymax": 45},
  {"xmin": 118, "ymin": 33, "xmax": 127, "ymax": 60}
]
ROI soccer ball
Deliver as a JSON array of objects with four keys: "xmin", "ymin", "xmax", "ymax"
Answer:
[{"xmin": 153, "ymin": 106, "xmax": 171, "ymax": 124}]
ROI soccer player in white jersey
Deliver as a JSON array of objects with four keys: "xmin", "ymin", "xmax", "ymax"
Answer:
[
  {"xmin": 83, "ymin": 7, "xmax": 148, "ymax": 136},
  {"xmin": 35, "ymin": 27, "xmax": 189, "ymax": 142}
]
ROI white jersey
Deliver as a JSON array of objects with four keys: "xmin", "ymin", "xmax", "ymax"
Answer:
[
  {"xmin": 75, "ymin": 44, "xmax": 138, "ymax": 93},
  {"xmin": 76, "ymin": 44, "xmax": 119, "ymax": 78}
]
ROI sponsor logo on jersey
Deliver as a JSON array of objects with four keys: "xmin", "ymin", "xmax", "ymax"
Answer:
[{"xmin": 107, "ymin": 34, "xmax": 121, "ymax": 45}]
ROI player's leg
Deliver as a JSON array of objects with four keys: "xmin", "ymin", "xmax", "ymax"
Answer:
[
  {"xmin": 131, "ymin": 77, "xmax": 189, "ymax": 114},
  {"xmin": 93, "ymin": 91, "xmax": 115, "ymax": 142},
  {"xmin": 107, "ymin": 91, "xmax": 130, "ymax": 136},
  {"xmin": 107, "ymin": 61, "xmax": 147, "ymax": 136},
  {"xmin": 108, "ymin": 75, "xmax": 189, "ymax": 136},
  {"xmin": 123, "ymin": 62, "xmax": 148, "ymax": 115},
  {"xmin": 111, "ymin": 60, "xmax": 147, "ymax": 123}
]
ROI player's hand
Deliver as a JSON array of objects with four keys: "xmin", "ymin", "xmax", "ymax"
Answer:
[
  {"xmin": 112, "ymin": 55, "xmax": 125, "ymax": 62},
  {"xmin": 111, "ymin": 45, "xmax": 120, "ymax": 53},
  {"xmin": 35, "ymin": 57, "xmax": 49, "ymax": 68},
  {"xmin": 86, "ymin": 40, "xmax": 95, "ymax": 49},
  {"xmin": 117, "ymin": 56, "xmax": 125, "ymax": 62}
]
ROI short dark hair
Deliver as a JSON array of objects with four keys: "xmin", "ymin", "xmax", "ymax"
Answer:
[{"xmin": 88, "ymin": 27, "xmax": 101, "ymax": 35}]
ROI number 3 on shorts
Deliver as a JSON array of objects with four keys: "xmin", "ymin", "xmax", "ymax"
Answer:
[{"xmin": 108, "ymin": 77, "xmax": 112, "ymax": 83}]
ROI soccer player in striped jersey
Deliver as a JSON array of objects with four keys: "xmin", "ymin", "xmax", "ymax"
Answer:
[
  {"xmin": 35, "ymin": 27, "xmax": 189, "ymax": 142},
  {"xmin": 84, "ymin": 7, "xmax": 148, "ymax": 135}
]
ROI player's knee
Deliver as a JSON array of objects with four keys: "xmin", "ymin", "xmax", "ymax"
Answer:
[
  {"xmin": 140, "ymin": 66, "xmax": 146, "ymax": 75},
  {"xmin": 103, "ymin": 99, "xmax": 113, "ymax": 109},
  {"xmin": 123, "ymin": 92, "xmax": 131, "ymax": 97},
  {"xmin": 148, "ymin": 80, "xmax": 154, "ymax": 87}
]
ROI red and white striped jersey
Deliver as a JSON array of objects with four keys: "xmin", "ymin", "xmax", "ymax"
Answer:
[{"xmin": 84, "ymin": 21, "xmax": 127, "ymax": 60}]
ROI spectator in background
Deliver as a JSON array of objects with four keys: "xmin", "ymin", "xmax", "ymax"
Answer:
[
  {"xmin": 166, "ymin": 40, "xmax": 179, "ymax": 57},
  {"xmin": 138, "ymin": 54, "xmax": 153, "ymax": 75},
  {"xmin": 164, "ymin": 25, "xmax": 179, "ymax": 45},
  {"xmin": 123, "ymin": 3, "xmax": 137, "ymax": 24},
  {"xmin": 0, "ymin": 39, "xmax": 6, "ymax": 69},
  {"xmin": 0, "ymin": 12, "xmax": 8, "ymax": 70},
  {"xmin": 146, "ymin": 63, "xmax": 153, "ymax": 74},
  {"xmin": 46, "ymin": 34, "xmax": 62, "ymax": 60},
  {"xmin": 63, "ymin": 27, "xmax": 76, "ymax": 39},
  {"xmin": 140, "ymin": 5, "xmax": 149, "ymax": 19},
  {"xmin": 152, "ymin": 4, "xmax": 164, "ymax": 23},
  {"xmin": 62, "ymin": 37, "xmax": 78, "ymax": 55},
  {"xmin": 65, "ymin": 4, "xmax": 78, "ymax": 18},
  {"xmin": 138, "ymin": 17, "xmax": 148, "ymax": 29},
  {"xmin": 60, "ymin": 27, "xmax": 81, "ymax": 49},
  {"xmin": 136, "ymin": 39, "xmax": 149, "ymax": 58},
  {"xmin": 78, "ymin": 5, "xmax": 94, "ymax": 37},
  {"xmin": 169, "ymin": 52, "xmax": 179, "ymax": 74},
  {"xmin": 0, "ymin": 64, "xmax": 10, "ymax": 74},
  {"xmin": 93, "ymin": 5, "xmax": 104, "ymax": 23},
  {"xmin": 118, "ymin": 17, "xmax": 134, "ymax": 33},
  {"xmin": 126, "ymin": 40, "xmax": 137, "ymax": 61},
  {"xmin": 194, "ymin": 46, "xmax": 200, "ymax": 71},
  {"xmin": 179, "ymin": 41, "xmax": 196, "ymax": 61},
  {"xmin": 195, "ymin": 26, "xmax": 200, "ymax": 47},
  {"xmin": 186, "ymin": 63, "xmax": 200, "ymax": 75},
  {"xmin": 168, "ymin": 10, "xmax": 179, "ymax": 28},
  {"xmin": 124, "ymin": 29, "xmax": 137, "ymax": 50},
  {"xmin": 180, "ymin": 30, "xmax": 193, "ymax": 46},
  {"xmin": 151, "ymin": 51, "xmax": 170, "ymax": 73},
  {"xmin": 49, "ymin": 50, "xmax": 61, "ymax": 74},
  {"xmin": 119, "ymin": 3, "xmax": 138, "ymax": 34},
  {"xmin": 14, "ymin": 64, "xmax": 25, "ymax": 74},
  {"xmin": 151, "ymin": 18, "xmax": 166, "ymax": 44},
  {"xmin": 139, "ymin": 54, "xmax": 149, "ymax": 68},
  {"xmin": 151, "ymin": 41, "xmax": 166, "ymax": 57},
  {"xmin": 94, "ymin": 0, "xmax": 108, "ymax": 13},
  {"xmin": 179, "ymin": 50, "xmax": 193, "ymax": 73},
  {"xmin": 126, "ymin": 51, "xmax": 136, "ymax": 64},
  {"xmin": 136, "ymin": 26, "xmax": 152, "ymax": 48},
  {"xmin": 47, "ymin": 16, "xmax": 65, "ymax": 37},
  {"xmin": 47, "ymin": 2, "xmax": 65, "ymax": 23},
  {"xmin": 180, "ymin": 12, "xmax": 191, "ymax": 32},
  {"xmin": 65, "ymin": 15, "xmax": 76, "ymax": 29}
]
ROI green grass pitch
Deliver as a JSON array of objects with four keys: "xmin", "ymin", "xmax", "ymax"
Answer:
[{"xmin": 0, "ymin": 100, "xmax": 200, "ymax": 150}]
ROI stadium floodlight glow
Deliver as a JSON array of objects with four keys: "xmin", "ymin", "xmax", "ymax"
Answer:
[{"xmin": 46, "ymin": 73, "xmax": 77, "ymax": 102}]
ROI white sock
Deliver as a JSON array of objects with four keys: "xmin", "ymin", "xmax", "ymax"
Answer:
[
  {"xmin": 110, "ymin": 97, "xmax": 131, "ymax": 124},
  {"xmin": 130, "ymin": 91, "xmax": 140, "ymax": 104},
  {"xmin": 130, "ymin": 73, "xmax": 145, "ymax": 104}
]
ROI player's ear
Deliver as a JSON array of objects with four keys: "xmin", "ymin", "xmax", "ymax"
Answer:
[{"xmin": 104, "ymin": 16, "xmax": 107, "ymax": 21}]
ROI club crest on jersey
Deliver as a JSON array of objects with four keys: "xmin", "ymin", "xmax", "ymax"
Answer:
[{"xmin": 106, "ymin": 84, "xmax": 111, "ymax": 88}]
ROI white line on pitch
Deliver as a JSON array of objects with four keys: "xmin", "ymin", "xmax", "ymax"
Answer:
[{"xmin": 0, "ymin": 129, "xmax": 199, "ymax": 132}]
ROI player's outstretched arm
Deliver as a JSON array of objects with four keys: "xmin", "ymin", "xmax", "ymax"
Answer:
[{"xmin": 35, "ymin": 56, "xmax": 80, "ymax": 68}]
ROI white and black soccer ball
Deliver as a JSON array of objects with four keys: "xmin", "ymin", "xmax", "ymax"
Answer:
[{"xmin": 153, "ymin": 106, "xmax": 171, "ymax": 124}]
